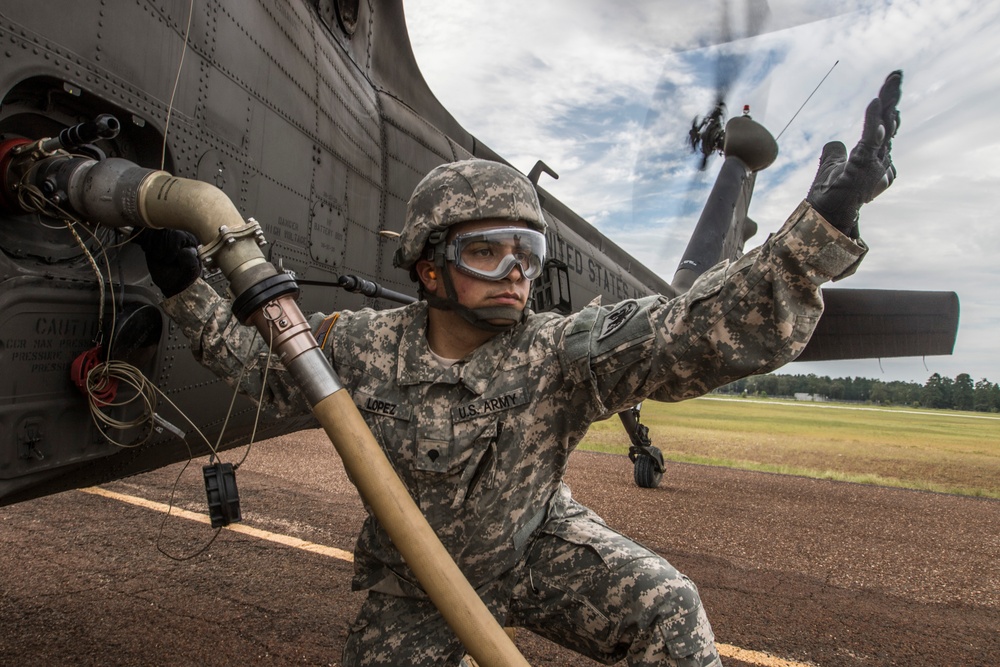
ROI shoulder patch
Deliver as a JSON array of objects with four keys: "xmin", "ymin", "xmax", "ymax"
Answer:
[{"xmin": 597, "ymin": 300, "xmax": 640, "ymax": 341}]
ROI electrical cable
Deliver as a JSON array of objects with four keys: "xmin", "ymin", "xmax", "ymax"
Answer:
[
  {"xmin": 16, "ymin": 123, "xmax": 278, "ymax": 559},
  {"xmin": 161, "ymin": 0, "xmax": 195, "ymax": 171},
  {"xmin": 15, "ymin": 178, "xmax": 115, "ymax": 342},
  {"xmin": 232, "ymin": 325, "xmax": 274, "ymax": 470},
  {"xmin": 156, "ymin": 457, "xmax": 223, "ymax": 562},
  {"xmin": 153, "ymin": 330, "xmax": 276, "ymax": 560}
]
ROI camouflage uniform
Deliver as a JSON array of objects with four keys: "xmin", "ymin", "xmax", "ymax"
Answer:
[{"xmin": 163, "ymin": 201, "xmax": 865, "ymax": 666}]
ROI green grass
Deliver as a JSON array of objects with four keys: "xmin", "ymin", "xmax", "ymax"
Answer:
[{"xmin": 578, "ymin": 396, "xmax": 1000, "ymax": 498}]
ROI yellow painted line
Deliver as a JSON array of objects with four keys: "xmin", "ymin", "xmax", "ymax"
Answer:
[
  {"xmin": 717, "ymin": 643, "xmax": 815, "ymax": 667},
  {"xmin": 82, "ymin": 487, "xmax": 814, "ymax": 667},
  {"xmin": 80, "ymin": 486, "xmax": 354, "ymax": 562}
]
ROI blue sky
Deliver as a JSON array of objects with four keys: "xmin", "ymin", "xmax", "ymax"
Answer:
[{"xmin": 403, "ymin": 0, "xmax": 1000, "ymax": 385}]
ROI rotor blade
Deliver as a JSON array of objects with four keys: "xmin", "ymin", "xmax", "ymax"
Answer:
[
  {"xmin": 715, "ymin": 0, "xmax": 771, "ymax": 106},
  {"xmin": 715, "ymin": 0, "xmax": 735, "ymax": 104},
  {"xmin": 796, "ymin": 289, "xmax": 960, "ymax": 362},
  {"xmin": 745, "ymin": 0, "xmax": 771, "ymax": 37}
]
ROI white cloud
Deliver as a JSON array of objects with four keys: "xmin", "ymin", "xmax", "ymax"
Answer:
[{"xmin": 404, "ymin": 0, "xmax": 1000, "ymax": 384}]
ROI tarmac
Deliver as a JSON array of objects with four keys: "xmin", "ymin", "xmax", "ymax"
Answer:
[{"xmin": 1, "ymin": 428, "xmax": 997, "ymax": 666}]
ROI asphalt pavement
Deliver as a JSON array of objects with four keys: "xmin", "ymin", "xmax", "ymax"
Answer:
[{"xmin": 1, "ymin": 429, "xmax": 998, "ymax": 666}]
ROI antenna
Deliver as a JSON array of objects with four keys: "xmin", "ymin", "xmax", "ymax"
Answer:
[{"xmin": 775, "ymin": 60, "xmax": 839, "ymax": 141}]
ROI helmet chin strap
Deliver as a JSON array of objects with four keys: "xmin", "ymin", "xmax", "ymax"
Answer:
[{"xmin": 425, "ymin": 258, "xmax": 524, "ymax": 333}]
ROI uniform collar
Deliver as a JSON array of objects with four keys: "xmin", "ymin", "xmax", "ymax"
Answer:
[{"xmin": 397, "ymin": 303, "xmax": 512, "ymax": 395}]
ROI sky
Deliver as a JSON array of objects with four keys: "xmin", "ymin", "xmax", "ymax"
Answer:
[{"xmin": 401, "ymin": 0, "xmax": 999, "ymax": 386}]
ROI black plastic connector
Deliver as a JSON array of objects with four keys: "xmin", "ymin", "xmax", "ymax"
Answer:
[
  {"xmin": 203, "ymin": 462, "xmax": 241, "ymax": 528},
  {"xmin": 231, "ymin": 273, "xmax": 299, "ymax": 323}
]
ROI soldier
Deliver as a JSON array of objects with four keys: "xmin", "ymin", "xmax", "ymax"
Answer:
[{"xmin": 141, "ymin": 73, "xmax": 902, "ymax": 666}]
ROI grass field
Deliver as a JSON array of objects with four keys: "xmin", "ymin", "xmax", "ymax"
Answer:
[{"xmin": 578, "ymin": 396, "xmax": 1000, "ymax": 499}]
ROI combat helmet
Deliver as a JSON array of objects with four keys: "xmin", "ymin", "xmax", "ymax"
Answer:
[
  {"xmin": 393, "ymin": 159, "xmax": 547, "ymax": 271},
  {"xmin": 394, "ymin": 159, "xmax": 548, "ymax": 331}
]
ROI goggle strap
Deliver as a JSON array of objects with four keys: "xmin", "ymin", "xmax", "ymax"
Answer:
[{"xmin": 424, "ymin": 292, "xmax": 521, "ymax": 332}]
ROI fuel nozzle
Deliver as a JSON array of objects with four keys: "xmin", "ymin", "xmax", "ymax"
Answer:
[
  {"xmin": 40, "ymin": 114, "xmax": 121, "ymax": 153},
  {"xmin": 0, "ymin": 114, "xmax": 124, "ymax": 210}
]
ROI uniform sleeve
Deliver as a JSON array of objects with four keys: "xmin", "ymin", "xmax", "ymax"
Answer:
[
  {"xmin": 557, "ymin": 201, "xmax": 867, "ymax": 415},
  {"xmin": 160, "ymin": 278, "xmax": 313, "ymax": 419}
]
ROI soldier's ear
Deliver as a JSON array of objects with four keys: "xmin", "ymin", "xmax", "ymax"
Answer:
[{"xmin": 415, "ymin": 260, "xmax": 438, "ymax": 291}]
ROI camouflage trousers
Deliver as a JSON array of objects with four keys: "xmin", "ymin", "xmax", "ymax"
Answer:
[{"xmin": 342, "ymin": 515, "xmax": 720, "ymax": 667}]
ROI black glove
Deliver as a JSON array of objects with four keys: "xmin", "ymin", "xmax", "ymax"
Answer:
[
  {"xmin": 132, "ymin": 228, "xmax": 202, "ymax": 297},
  {"xmin": 806, "ymin": 70, "xmax": 902, "ymax": 238}
]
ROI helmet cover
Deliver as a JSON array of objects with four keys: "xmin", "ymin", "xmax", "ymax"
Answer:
[{"xmin": 393, "ymin": 159, "xmax": 547, "ymax": 271}]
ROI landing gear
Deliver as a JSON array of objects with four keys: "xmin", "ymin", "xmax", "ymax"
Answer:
[
  {"xmin": 633, "ymin": 451, "xmax": 663, "ymax": 489},
  {"xmin": 628, "ymin": 446, "xmax": 663, "ymax": 489},
  {"xmin": 619, "ymin": 404, "xmax": 665, "ymax": 489}
]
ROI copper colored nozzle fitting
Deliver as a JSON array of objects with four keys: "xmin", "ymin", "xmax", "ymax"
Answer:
[{"xmin": 247, "ymin": 295, "xmax": 318, "ymax": 364}]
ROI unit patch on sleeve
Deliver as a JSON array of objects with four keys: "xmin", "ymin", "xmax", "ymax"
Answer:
[
  {"xmin": 597, "ymin": 300, "xmax": 640, "ymax": 342},
  {"xmin": 452, "ymin": 388, "xmax": 528, "ymax": 422}
]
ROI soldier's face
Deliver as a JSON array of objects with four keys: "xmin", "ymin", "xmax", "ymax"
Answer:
[{"xmin": 428, "ymin": 219, "xmax": 533, "ymax": 317}]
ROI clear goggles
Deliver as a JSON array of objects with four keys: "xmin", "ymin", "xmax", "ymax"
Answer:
[{"xmin": 444, "ymin": 227, "xmax": 547, "ymax": 281}]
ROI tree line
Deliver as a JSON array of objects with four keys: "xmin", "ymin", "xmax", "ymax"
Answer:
[{"xmin": 715, "ymin": 372, "xmax": 1000, "ymax": 413}]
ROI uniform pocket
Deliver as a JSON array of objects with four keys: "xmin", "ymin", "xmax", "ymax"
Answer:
[
  {"xmin": 453, "ymin": 423, "xmax": 498, "ymax": 509},
  {"xmin": 411, "ymin": 420, "xmax": 499, "ymax": 514}
]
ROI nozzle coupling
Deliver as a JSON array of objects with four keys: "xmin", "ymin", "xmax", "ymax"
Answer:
[
  {"xmin": 245, "ymin": 291, "xmax": 318, "ymax": 365},
  {"xmin": 40, "ymin": 114, "xmax": 121, "ymax": 153}
]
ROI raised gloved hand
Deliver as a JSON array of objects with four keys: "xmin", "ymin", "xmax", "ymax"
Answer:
[
  {"xmin": 132, "ymin": 228, "xmax": 202, "ymax": 297},
  {"xmin": 806, "ymin": 70, "xmax": 902, "ymax": 238}
]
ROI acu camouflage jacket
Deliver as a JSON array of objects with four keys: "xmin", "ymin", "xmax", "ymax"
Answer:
[{"xmin": 162, "ymin": 201, "xmax": 865, "ymax": 596}]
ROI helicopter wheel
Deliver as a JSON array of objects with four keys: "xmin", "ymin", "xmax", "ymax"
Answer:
[{"xmin": 633, "ymin": 450, "xmax": 663, "ymax": 489}]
